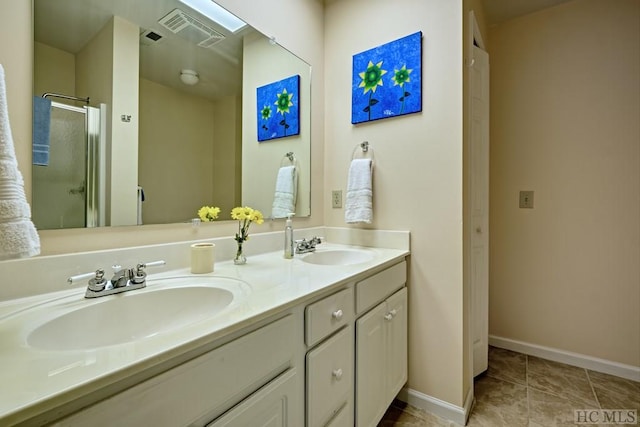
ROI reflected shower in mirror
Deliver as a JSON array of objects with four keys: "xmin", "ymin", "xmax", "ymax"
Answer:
[{"xmin": 32, "ymin": 0, "xmax": 311, "ymax": 230}]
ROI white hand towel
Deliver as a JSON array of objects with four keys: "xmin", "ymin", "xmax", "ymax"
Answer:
[
  {"xmin": 345, "ymin": 158, "xmax": 373, "ymax": 224},
  {"xmin": 0, "ymin": 64, "xmax": 40, "ymax": 260},
  {"xmin": 271, "ymin": 165, "xmax": 297, "ymax": 218}
]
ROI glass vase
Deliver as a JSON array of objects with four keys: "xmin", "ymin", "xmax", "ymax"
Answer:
[{"xmin": 234, "ymin": 240, "xmax": 247, "ymax": 265}]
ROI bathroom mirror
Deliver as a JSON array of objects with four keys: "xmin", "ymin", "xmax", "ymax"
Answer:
[{"xmin": 32, "ymin": 0, "xmax": 311, "ymax": 229}]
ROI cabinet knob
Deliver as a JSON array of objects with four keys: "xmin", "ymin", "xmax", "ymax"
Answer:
[
  {"xmin": 384, "ymin": 313, "xmax": 393, "ymax": 321},
  {"xmin": 389, "ymin": 309, "xmax": 397, "ymax": 317},
  {"xmin": 332, "ymin": 368, "xmax": 343, "ymax": 380},
  {"xmin": 332, "ymin": 309, "xmax": 343, "ymax": 320}
]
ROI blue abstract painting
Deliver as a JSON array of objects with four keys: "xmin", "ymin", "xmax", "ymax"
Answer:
[
  {"xmin": 351, "ymin": 31, "xmax": 422, "ymax": 124},
  {"xmin": 257, "ymin": 75, "xmax": 300, "ymax": 142}
]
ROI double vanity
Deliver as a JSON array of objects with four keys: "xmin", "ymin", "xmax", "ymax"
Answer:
[{"xmin": 0, "ymin": 228, "xmax": 409, "ymax": 426}]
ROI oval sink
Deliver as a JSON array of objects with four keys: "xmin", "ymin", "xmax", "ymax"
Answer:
[
  {"xmin": 27, "ymin": 285, "xmax": 235, "ymax": 351},
  {"xmin": 301, "ymin": 249, "xmax": 374, "ymax": 266}
]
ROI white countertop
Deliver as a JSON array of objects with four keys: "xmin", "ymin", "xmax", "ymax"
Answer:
[{"xmin": 0, "ymin": 242, "xmax": 408, "ymax": 426}]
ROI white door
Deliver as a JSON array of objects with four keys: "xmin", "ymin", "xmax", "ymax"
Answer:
[{"xmin": 470, "ymin": 43, "xmax": 490, "ymax": 377}]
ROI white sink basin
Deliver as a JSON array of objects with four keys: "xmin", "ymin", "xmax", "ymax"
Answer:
[
  {"xmin": 27, "ymin": 279, "xmax": 245, "ymax": 351},
  {"xmin": 301, "ymin": 249, "xmax": 374, "ymax": 266}
]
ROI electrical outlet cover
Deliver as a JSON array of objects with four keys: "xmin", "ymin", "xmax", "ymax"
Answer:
[{"xmin": 332, "ymin": 190, "xmax": 342, "ymax": 208}]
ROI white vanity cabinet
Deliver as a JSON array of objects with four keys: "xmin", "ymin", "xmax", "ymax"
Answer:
[
  {"xmin": 354, "ymin": 262, "xmax": 408, "ymax": 427},
  {"xmin": 54, "ymin": 315, "xmax": 303, "ymax": 427},
  {"xmin": 305, "ymin": 288, "xmax": 355, "ymax": 427},
  {"xmin": 38, "ymin": 256, "xmax": 409, "ymax": 427}
]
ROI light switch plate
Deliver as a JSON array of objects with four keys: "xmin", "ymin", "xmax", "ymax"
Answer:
[{"xmin": 519, "ymin": 191, "xmax": 534, "ymax": 208}]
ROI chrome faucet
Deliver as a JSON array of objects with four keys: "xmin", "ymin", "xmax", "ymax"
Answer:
[
  {"xmin": 295, "ymin": 236, "xmax": 323, "ymax": 254},
  {"xmin": 68, "ymin": 260, "xmax": 166, "ymax": 298}
]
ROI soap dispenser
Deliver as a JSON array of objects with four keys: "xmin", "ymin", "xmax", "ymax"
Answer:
[{"xmin": 284, "ymin": 213, "xmax": 295, "ymax": 259}]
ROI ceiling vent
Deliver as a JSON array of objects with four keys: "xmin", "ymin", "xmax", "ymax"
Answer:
[
  {"xmin": 140, "ymin": 29, "xmax": 164, "ymax": 46},
  {"xmin": 158, "ymin": 8, "xmax": 225, "ymax": 48}
]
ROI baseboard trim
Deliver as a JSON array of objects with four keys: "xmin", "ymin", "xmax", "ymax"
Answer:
[
  {"xmin": 489, "ymin": 335, "xmax": 640, "ymax": 382},
  {"xmin": 397, "ymin": 385, "xmax": 473, "ymax": 425}
]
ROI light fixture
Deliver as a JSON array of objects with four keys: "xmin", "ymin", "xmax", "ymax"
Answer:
[
  {"xmin": 177, "ymin": 0, "xmax": 247, "ymax": 33},
  {"xmin": 180, "ymin": 69, "xmax": 199, "ymax": 85}
]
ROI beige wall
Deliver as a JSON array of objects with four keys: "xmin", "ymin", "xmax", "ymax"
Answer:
[
  {"xmin": 212, "ymin": 94, "xmax": 242, "ymax": 218},
  {"xmin": 0, "ymin": 0, "xmax": 324, "ymax": 255},
  {"xmin": 108, "ymin": 16, "xmax": 139, "ymax": 226},
  {"xmin": 489, "ymin": 0, "xmax": 640, "ymax": 367},
  {"xmin": 33, "ymin": 42, "xmax": 75, "ymax": 99},
  {"xmin": 138, "ymin": 78, "xmax": 218, "ymax": 224},
  {"xmin": 241, "ymin": 32, "xmax": 312, "ymax": 219},
  {"xmin": 324, "ymin": 0, "xmax": 466, "ymax": 407}
]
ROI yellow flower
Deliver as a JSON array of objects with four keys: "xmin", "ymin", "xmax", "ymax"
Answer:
[
  {"xmin": 251, "ymin": 210, "xmax": 264, "ymax": 224},
  {"xmin": 231, "ymin": 206, "xmax": 264, "ymax": 242},
  {"xmin": 198, "ymin": 205, "xmax": 220, "ymax": 222}
]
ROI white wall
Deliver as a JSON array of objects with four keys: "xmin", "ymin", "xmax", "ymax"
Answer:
[
  {"xmin": 324, "ymin": 0, "xmax": 466, "ymax": 408},
  {"xmin": 489, "ymin": 0, "xmax": 640, "ymax": 367}
]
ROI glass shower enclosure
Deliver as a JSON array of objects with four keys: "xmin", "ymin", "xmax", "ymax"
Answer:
[{"xmin": 32, "ymin": 101, "xmax": 105, "ymax": 229}]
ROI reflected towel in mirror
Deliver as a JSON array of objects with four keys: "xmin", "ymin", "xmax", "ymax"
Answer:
[
  {"xmin": 271, "ymin": 165, "xmax": 297, "ymax": 218},
  {"xmin": 32, "ymin": 96, "xmax": 51, "ymax": 166}
]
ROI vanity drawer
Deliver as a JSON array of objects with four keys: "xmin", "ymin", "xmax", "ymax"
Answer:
[
  {"xmin": 305, "ymin": 287, "xmax": 354, "ymax": 347},
  {"xmin": 306, "ymin": 325, "xmax": 354, "ymax": 427},
  {"xmin": 355, "ymin": 261, "xmax": 406, "ymax": 315}
]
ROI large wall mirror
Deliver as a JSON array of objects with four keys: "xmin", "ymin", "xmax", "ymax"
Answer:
[{"xmin": 32, "ymin": 0, "xmax": 311, "ymax": 230}]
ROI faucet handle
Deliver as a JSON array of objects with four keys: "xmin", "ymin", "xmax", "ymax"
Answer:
[
  {"xmin": 68, "ymin": 269, "xmax": 107, "ymax": 292},
  {"xmin": 131, "ymin": 260, "xmax": 166, "ymax": 284},
  {"xmin": 68, "ymin": 269, "xmax": 105, "ymax": 285},
  {"xmin": 140, "ymin": 260, "xmax": 166, "ymax": 269}
]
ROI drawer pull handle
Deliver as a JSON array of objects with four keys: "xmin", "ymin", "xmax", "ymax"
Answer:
[
  {"xmin": 332, "ymin": 368, "xmax": 343, "ymax": 380},
  {"xmin": 384, "ymin": 309, "xmax": 398, "ymax": 321},
  {"xmin": 332, "ymin": 309, "xmax": 344, "ymax": 320}
]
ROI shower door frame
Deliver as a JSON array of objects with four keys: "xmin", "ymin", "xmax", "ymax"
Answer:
[{"xmin": 46, "ymin": 101, "xmax": 102, "ymax": 228}]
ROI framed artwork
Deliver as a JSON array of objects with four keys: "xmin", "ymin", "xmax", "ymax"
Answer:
[
  {"xmin": 257, "ymin": 75, "xmax": 300, "ymax": 141},
  {"xmin": 351, "ymin": 31, "xmax": 422, "ymax": 124}
]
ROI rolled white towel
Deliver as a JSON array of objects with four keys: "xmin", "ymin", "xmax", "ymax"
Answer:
[{"xmin": 0, "ymin": 64, "xmax": 40, "ymax": 260}]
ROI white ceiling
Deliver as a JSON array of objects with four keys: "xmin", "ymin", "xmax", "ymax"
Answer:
[{"xmin": 482, "ymin": 0, "xmax": 576, "ymax": 25}]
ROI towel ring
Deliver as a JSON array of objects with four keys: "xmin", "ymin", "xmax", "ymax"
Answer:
[
  {"xmin": 280, "ymin": 151, "xmax": 298, "ymax": 168},
  {"xmin": 351, "ymin": 141, "xmax": 375, "ymax": 163}
]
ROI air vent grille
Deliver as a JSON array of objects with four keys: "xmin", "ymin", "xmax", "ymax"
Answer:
[{"xmin": 158, "ymin": 9, "xmax": 225, "ymax": 48}]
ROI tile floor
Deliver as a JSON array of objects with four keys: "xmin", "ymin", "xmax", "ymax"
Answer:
[{"xmin": 378, "ymin": 346, "xmax": 640, "ymax": 426}]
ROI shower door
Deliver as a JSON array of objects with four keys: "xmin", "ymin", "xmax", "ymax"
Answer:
[{"xmin": 32, "ymin": 102, "xmax": 101, "ymax": 229}]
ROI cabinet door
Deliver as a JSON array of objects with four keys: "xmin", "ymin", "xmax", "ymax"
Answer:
[
  {"xmin": 206, "ymin": 368, "xmax": 298, "ymax": 427},
  {"xmin": 306, "ymin": 326, "xmax": 354, "ymax": 427},
  {"xmin": 355, "ymin": 302, "xmax": 387, "ymax": 427},
  {"xmin": 385, "ymin": 287, "xmax": 408, "ymax": 403},
  {"xmin": 325, "ymin": 401, "xmax": 352, "ymax": 427}
]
